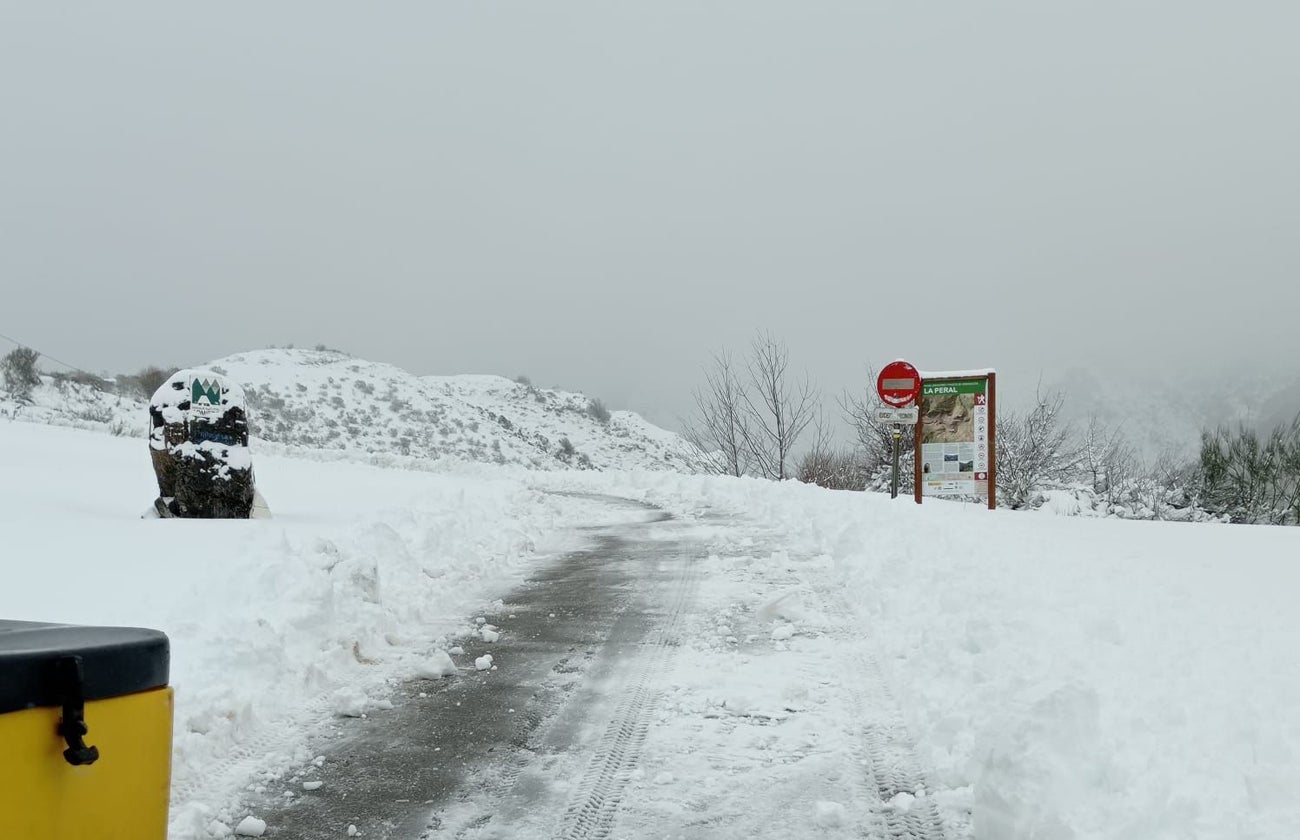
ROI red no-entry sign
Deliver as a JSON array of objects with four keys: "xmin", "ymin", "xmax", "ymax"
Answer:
[{"xmin": 876, "ymin": 360, "xmax": 921, "ymax": 408}]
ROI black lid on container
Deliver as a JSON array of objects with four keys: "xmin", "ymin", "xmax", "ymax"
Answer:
[{"xmin": 0, "ymin": 620, "xmax": 170, "ymax": 714}]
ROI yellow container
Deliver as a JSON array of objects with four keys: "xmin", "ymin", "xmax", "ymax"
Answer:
[{"xmin": 0, "ymin": 621, "xmax": 172, "ymax": 839}]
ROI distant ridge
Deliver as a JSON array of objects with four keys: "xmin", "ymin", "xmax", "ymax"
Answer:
[
  {"xmin": 203, "ymin": 349, "xmax": 702, "ymax": 472},
  {"xmin": 1, "ymin": 348, "xmax": 703, "ymax": 473}
]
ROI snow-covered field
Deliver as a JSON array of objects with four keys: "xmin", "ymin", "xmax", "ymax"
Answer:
[
  {"xmin": 0, "ymin": 423, "xmax": 645, "ymax": 836},
  {"xmin": 4, "ymin": 420, "xmax": 1300, "ymax": 839}
]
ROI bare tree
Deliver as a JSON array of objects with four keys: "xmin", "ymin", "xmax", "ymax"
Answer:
[
  {"xmin": 996, "ymin": 387, "xmax": 1079, "ymax": 509},
  {"xmin": 739, "ymin": 332, "xmax": 817, "ymax": 481},
  {"xmin": 681, "ymin": 350, "xmax": 750, "ymax": 476},
  {"xmin": 1151, "ymin": 445, "xmax": 1198, "ymax": 517},
  {"xmin": 796, "ymin": 407, "xmax": 865, "ymax": 490},
  {"xmin": 1079, "ymin": 415, "xmax": 1137, "ymax": 501},
  {"xmin": 839, "ymin": 366, "xmax": 900, "ymax": 479}
]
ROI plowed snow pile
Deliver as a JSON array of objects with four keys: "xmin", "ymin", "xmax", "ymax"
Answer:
[{"xmin": 544, "ymin": 470, "xmax": 1300, "ymax": 840}]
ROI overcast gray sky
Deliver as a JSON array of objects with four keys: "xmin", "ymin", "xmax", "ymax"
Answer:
[{"xmin": 3, "ymin": 2, "xmax": 1297, "ymax": 428}]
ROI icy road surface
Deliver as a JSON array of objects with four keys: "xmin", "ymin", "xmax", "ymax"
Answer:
[{"xmin": 250, "ymin": 494, "xmax": 950, "ymax": 840}]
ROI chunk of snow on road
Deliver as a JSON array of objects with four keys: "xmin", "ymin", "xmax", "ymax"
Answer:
[
  {"xmin": 301, "ymin": 780, "xmax": 324, "ymax": 791},
  {"xmin": 347, "ymin": 825, "xmax": 360, "ymax": 837},
  {"xmin": 414, "ymin": 650, "xmax": 457, "ymax": 679},
  {"xmin": 770, "ymin": 624, "xmax": 795, "ymax": 641},
  {"xmin": 331, "ymin": 687, "xmax": 369, "ymax": 717},
  {"xmin": 757, "ymin": 591, "xmax": 801, "ymax": 622},
  {"xmin": 329, "ymin": 688, "xmax": 392, "ymax": 718},
  {"xmin": 327, "ymin": 691, "xmax": 387, "ymax": 717},
  {"xmin": 813, "ymin": 801, "xmax": 845, "ymax": 827},
  {"xmin": 480, "ymin": 627, "xmax": 500, "ymax": 643},
  {"xmin": 721, "ymin": 694, "xmax": 752, "ymax": 716},
  {"xmin": 448, "ymin": 646, "xmax": 465, "ymax": 656},
  {"xmin": 233, "ymin": 816, "xmax": 266, "ymax": 837},
  {"xmin": 887, "ymin": 791, "xmax": 916, "ymax": 811},
  {"xmin": 475, "ymin": 654, "xmax": 494, "ymax": 671}
]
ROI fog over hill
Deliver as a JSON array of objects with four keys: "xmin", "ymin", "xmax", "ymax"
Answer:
[{"xmin": 1043, "ymin": 363, "xmax": 1300, "ymax": 460}]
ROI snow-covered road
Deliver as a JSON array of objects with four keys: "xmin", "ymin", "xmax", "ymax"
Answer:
[{"xmin": 245, "ymin": 494, "xmax": 953, "ymax": 839}]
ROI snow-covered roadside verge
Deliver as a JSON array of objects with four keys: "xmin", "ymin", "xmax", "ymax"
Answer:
[
  {"xmin": 533, "ymin": 469, "xmax": 1300, "ymax": 840},
  {"xmin": 0, "ymin": 423, "xmax": 646, "ymax": 838}
]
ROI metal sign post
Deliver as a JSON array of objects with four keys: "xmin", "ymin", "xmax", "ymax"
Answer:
[
  {"xmin": 875, "ymin": 361, "xmax": 921, "ymax": 500},
  {"xmin": 890, "ymin": 426, "xmax": 903, "ymax": 498}
]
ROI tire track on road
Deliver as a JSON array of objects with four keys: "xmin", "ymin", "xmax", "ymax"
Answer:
[
  {"xmin": 821, "ymin": 592, "xmax": 948, "ymax": 840},
  {"xmin": 551, "ymin": 546, "xmax": 701, "ymax": 840}
]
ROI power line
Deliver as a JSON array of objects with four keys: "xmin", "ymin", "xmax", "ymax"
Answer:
[{"xmin": 0, "ymin": 330, "xmax": 112, "ymax": 382}]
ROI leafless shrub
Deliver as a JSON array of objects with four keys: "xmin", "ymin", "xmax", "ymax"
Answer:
[
  {"xmin": 797, "ymin": 447, "xmax": 865, "ymax": 490},
  {"xmin": 117, "ymin": 366, "xmax": 176, "ymax": 400},
  {"xmin": 795, "ymin": 408, "xmax": 863, "ymax": 490},
  {"xmin": 996, "ymin": 388, "xmax": 1079, "ymax": 509},
  {"xmin": 1078, "ymin": 416, "xmax": 1139, "ymax": 503}
]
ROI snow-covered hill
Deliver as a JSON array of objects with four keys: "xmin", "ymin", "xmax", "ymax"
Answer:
[
  {"xmin": 211, "ymin": 349, "xmax": 700, "ymax": 471},
  {"xmin": 0, "ymin": 374, "xmax": 140, "ymax": 436},
  {"xmin": 1, "ymin": 349, "xmax": 703, "ymax": 473}
]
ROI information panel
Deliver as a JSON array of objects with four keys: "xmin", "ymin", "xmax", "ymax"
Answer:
[{"xmin": 914, "ymin": 373, "xmax": 996, "ymax": 507}]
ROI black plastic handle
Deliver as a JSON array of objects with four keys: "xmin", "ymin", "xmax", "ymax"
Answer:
[{"xmin": 54, "ymin": 656, "xmax": 100, "ymax": 766}]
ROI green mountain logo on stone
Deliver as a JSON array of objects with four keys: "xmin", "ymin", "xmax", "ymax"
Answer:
[{"xmin": 192, "ymin": 378, "xmax": 223, "ymax": 406}]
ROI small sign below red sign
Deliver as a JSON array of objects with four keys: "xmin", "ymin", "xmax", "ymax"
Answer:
[
  {"xmin": 876, "ymin": 360, "xmax": 921, "ymax": 408},
  {"xmin": 874, "ymin": 406, "xmax": 919, "ymax": 425}
]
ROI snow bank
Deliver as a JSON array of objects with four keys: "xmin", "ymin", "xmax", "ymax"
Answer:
[
  {"xmin": 0, "ymin": 423, "xmax": 639, "ymax": 838},
  {"xmin": 535, "ymin": 468, "xmax": 1300, "ymax": 840}
]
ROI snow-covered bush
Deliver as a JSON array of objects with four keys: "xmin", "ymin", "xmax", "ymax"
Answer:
[
  {"xmin": 996, "ymin": 390, "xmax": 1078, "ymax": 509},
  {"xmin": 796, "ymin": 447, "xmax": 866, "ymax": 491},
  {"xmin": 2, "ymin": 347, "xmax": 41, "ymax": 401},
  {"xmin": 1198, "ymin": 416, "xmax": 1300, "ymax": 525},
  {"xmin": 586, "ymin": 398, "xmax": 611, "ymax": 424}
]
